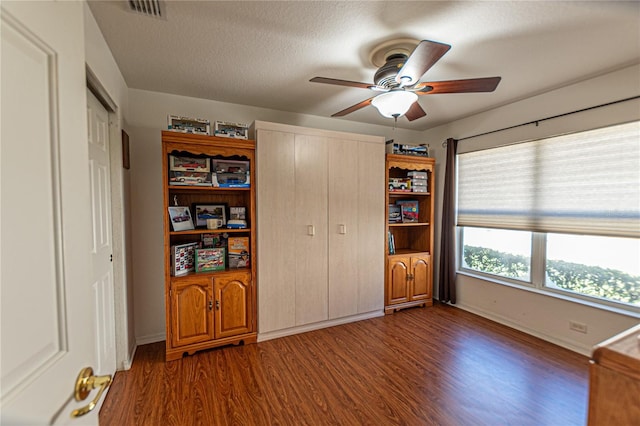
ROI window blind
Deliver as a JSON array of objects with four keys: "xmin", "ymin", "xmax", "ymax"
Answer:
[{"xmin": 457, "ymin": 121, "xmax": 640, "ymax": 238}]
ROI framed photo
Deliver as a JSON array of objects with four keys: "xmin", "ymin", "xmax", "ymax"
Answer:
[
  {"xmin": 229, "ymin": 206, "xmax": 246, "ymax": 220},
  {"xmin": 195, "ymin": 248, "xmax": 225, "ymax": 272},
  {"xmin": 168, "ymin": 206, "xmax": 195, "ymax": 231},
  {"xmin": 192, "ymin": 203, "xmax": 227, "ymax": 228},
  {"xmin": 122, "ymin": 130, "xmax": 130, "ymax": 170},
  {"xmin": 169, "ymin": 155, "xmax": 210, "ymax": 172}
]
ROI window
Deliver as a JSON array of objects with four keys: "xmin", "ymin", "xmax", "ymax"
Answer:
[
  {"xmin": 461, "ymin": 228, "xmax": 532, "ymax": 282},
  {"xmin": 457, "ymin": 121, "xmax": 640, "ymax": 309},
  {"xmin": 545, "ymin": 233, "xmax": 640, "ymax": 306}
]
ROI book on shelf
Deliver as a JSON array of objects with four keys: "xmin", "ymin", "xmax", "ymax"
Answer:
[
  {"xmin": 228, "ymin": 236, "xmax": 250, "ymax": 268},
  {"xmin": 396, "ymin": 199, "xmax": 419, "ymax": 223},
  {"xmin": 388, "ymin": 231, "xmax": 396, "ymax": 255}
]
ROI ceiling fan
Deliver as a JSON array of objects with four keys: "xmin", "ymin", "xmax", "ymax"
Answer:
[{"xmin": 310, "ymin": 38, "xmax": 501, "ymax": 122}]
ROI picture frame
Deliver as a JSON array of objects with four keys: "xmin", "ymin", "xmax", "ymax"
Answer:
[
  {"xmin": 122, "ymin": 129, "xmax": 130, "ymax": 170},
  {"xmin": 229, "ymin": 206, "xmax": 246, "ymax": 221},
  {"xmin": 195, "ymin": 248, "xmax": 226, "ymax": 272},
  {"xmin": 192, "ymin": 203, "xmax": 227, "ymax": 228},
  {"xmin": 171, "ymin": 242, "xmax": 198, "ymax": 276},
  {"xmin": 168, "ymin": 206, "xmax": 195, "ymax": 231}
]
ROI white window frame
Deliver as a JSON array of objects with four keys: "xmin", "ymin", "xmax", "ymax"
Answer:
[{"xmin": 457, "ymin": 228, "xmax": 640, "ymax": 316}]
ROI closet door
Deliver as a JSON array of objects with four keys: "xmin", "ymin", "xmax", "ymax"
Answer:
[
  {"xmin": 357, "ymin": 141, "xmax": 385, "ymax": 312},
  {"xmin": 328, "ymin": 138, "xmax": 359, "ymax": 319},
  {"xmin": 256, "ymin": 129, "xmax": 296, "ymax": 333},
  {"xmin": 294, "ymin": 134, "xmax": 328, "ymax": 325}
]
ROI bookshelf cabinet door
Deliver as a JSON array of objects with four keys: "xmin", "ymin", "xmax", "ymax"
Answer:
[
  {"xmin": 387, "ymin": 256, "xmax": 411, "ymax": 304},
  {"xmin": 214, "ymin": 272, "xmax": 252, "ymax": 339},
  {"xmin": 410, "ymin": 255, "xmax": 431, "ymax": 300},
  {"xmin": 171, "ymin": 279, "xmax": 214, "ymax": 347}
]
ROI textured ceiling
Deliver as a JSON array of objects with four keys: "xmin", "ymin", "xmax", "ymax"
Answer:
[{"xmin": 88, "ymin": 1, "xmax": 640, "ymax": 131}]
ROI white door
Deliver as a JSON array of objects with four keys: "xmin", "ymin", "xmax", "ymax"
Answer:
[
  {"xmin": 87, "ymin": 89, "xmax": 116, "ymax": 377},
  {"xmin": 1, "ymin": 2, "xmax": 105, "ymax": 424}
]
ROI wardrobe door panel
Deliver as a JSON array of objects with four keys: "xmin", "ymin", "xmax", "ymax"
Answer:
[
  {"xmin": 328, "ymin": 138, "xmax": 359, "ymax": 319},
  {"xmin": 357, "ymin": 141, "xmax": 385, "ymax": 313},
  {"xmin": 257, "ymin": 129, "xmax": 296, "ymax": 333},
  {"xmin": 294, "ymin": 135, "xmax": 328, "ymax": 326}
]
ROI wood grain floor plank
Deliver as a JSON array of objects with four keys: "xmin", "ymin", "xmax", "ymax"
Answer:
[{"xmin": 100, "ymin": 303, "xmax": 589, "ymax": 425}]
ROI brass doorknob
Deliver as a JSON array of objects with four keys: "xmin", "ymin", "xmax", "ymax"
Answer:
[{"xmin": 71, "ymin": 367, "xmax": 112, "ymax": 418}]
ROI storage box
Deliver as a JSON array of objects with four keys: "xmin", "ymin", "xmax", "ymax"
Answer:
[
  {"xmin": 169, "ymin": 155, "xmax": 210, "ymax": 172},
  {"xmin": 171, "ymin": 242, "xmax": 198, "ymax": 276},
  {"xmin": 396, "ymin": 200, "xmax": 419, "ymax": 223},
  {"xmin": 167, "ymin": 115, "xmax": 210, "ymax": 135},
  {"xmin": 411, "ymin": 178, "xmax": 427, "ymax": 186},
  {"xmin": 212, "ymin": 160, "xmax": 250, "ymax": 188},
  {"xmin": 412, "ymin": 186, "xmax": 428, "ymax": 193},
  {"xmin": 228, "ymin": 236, "xmax": 250, "ymax": 269},
  {"xmin": 195, "ymin": 248, "xmax": 225, "ymax": 272},
  {"xmin": 214, "ymin": 121, "xmax": 249, "ymax": 139},
  {"xmin": 408, "ymin": 171, "xmax": 427, "ymax": 180},
  {"xmin": 169, "ymin": 171, "xmax": 212, "ymax": 186}
]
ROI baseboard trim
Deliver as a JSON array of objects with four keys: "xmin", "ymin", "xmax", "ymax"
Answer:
[
  {"xmin": 136, "ymin": 332, "xmax": 166, "ymax": 346},
  {"xmin": 122, "ymin": 343, "xmax": 137, "ymax": 370},
  {"xmin": 454, "ymin": 303, "xmax": 592, "ymax": 356},
  {"xmin": 257, "ymin": 310, "xmax": 384, "ymax": 342}
]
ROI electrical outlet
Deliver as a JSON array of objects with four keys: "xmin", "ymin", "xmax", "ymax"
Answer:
[{"xmin": 569, "ymin": 321, "xmax": 588, "ymax": 333}]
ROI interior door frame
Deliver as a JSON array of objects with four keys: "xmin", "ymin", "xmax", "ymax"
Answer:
[{"xmin": 86, "ymin": 66, "xmax": 129, "ymax": 373}]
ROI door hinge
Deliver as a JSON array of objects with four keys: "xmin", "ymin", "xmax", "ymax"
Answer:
[{"xmin": 110, "ymin": 254, "xmax": 113, "ymax": 262}]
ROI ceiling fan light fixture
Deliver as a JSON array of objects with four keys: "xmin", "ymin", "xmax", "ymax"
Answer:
[{"xmin": 371, "ymin": 91, "xmax": 418, "ymax": 118}]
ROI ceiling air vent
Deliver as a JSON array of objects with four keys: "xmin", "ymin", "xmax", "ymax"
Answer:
[{"xmin": 128, "ymin": 0, "xmax": 165, "ymax": 19}]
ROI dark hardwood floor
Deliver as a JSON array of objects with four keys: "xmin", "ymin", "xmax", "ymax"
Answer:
[{"xmin": 100, "ymin": 303, "xmax": 589, "ymax": 425}]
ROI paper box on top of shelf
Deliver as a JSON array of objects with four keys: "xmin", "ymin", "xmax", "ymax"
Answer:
[
  {"xmin": 214, "ymin": 121, "xmax": 249, "ymax": 139},
  {"xmin": 167, "ymin": 115, "xmax": 210, "ymax": 135},
  {"xmin": 195, "ymin": 248, "xmax": 225, "ymax": 272}
]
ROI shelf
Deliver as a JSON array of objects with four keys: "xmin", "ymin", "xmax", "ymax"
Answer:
[
  {"xmin": 389, "ymin": 222, "xmax": 430, "ymax": 227},
  {"xmin": 168, "ymin": 185, "xmax": 251, "ymax": 192},
  {"xmin": 170, "ymin": 228, "xmax": 250, "ymax": 236},
  {"xmin": 389, "ymin": 249, "xmax": 431, "ymax": 256},
  {"xmin": 389, "ymin": 192, "xmax": 430, "ymax": 197},
  {"xmin": 170, "ymin": 266, "xmax": 251, "ymax": 281}
]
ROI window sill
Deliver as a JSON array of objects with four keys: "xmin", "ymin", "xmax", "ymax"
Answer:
[{"xmin": 457, "ymin": 268, "xmax": 640, "ymax": 319}]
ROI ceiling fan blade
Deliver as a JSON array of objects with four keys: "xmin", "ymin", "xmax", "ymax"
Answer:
[
  {"xmin": 396, "ymin": 40, "xmax": 451, "ymax": 87},
  {"xmin": 415, "ymin": 77, "xmax": 502, "ymax": 94},
  {"xmin": 310, "ymin": 76, "xmax": 373, "ymax": 90},
  {"xmin": 405, "ymin": 102, "xmax": 427, "ymax": 121},
  {"xmin": 331, "ymin": 97, "xmax": 374, "ymax": 117}
]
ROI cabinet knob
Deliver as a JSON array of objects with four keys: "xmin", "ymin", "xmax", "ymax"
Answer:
[
  {"xmin": 215, "ymin": 300, "xmax": 220, "ymax": 310},
  {"xmin": 208, "ymin": 300, "xmax": 213, "ymax": 311}
]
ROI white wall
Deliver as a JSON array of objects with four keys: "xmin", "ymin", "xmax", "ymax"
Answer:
[
  {"xmin": 422, "ymin": 64, "xmax": 640, "ymax": 355},
  {"xmin": 83, "ymin": 3, "xmax": 134, "ymax": 369},
  {"xmin": 126, "ymin": 88, "xmax": 427, "ymax": 343}
]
